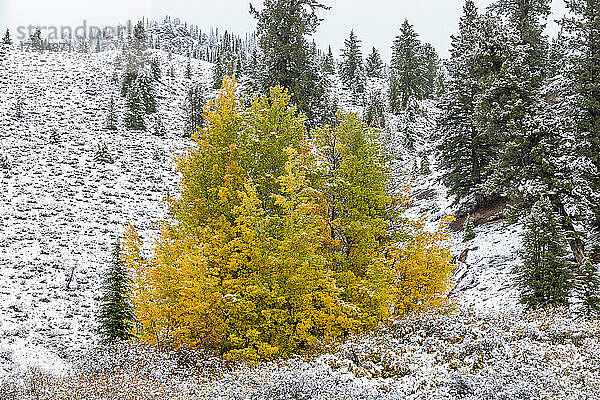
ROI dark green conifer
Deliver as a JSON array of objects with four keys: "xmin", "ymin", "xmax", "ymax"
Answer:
[
  {"xmin": 575, "ymin": 258, "xmax": 600, "ymax": 316},
  {"xmin": 185, "ymin": 83, "xmax": 205, "ymax": 137},
  {"xmin": 105, "ymin": 96, "xmax": 117, "ymax": 130},
  {"xmin": 152, "ymin": 114, "xmax": 167, "ymax": 137},
  {"xmin": 2, "ymin": 29, "xmax": 12, "ymax": 45},
  {"xmin": 97, "ymin": 243, "xmax": 134, "ymax": 341},
  {"xmin": 365, "ymin": 46, "xmax": 384, "ymax": 78},
  {"xmin": 515, "ymin": 197, "xmax": 574, "ymax": 309},
  {"xmin": 389, "ymin": 20, "xmax": 425, "ymax": 112},
  {"xmin": 124, "ymin": 80, "xmax": 146, "ymax": 131},
  {"xmin": 363, "ymin": 90, "xmax": 386, "ymax": 129},
  {"xmin": 251, "ymin": 0, "xmax": 329, "ymax": 125},
  {"xmin": 563, "ymin": 0, "xmax": 600, "ymax": 229},
  {"xmin": 340, "ymin": 30, "xmax": 365, "ymax": 98},
  {"xmin": 323, "ymin": 45, "xmax": 335, "ymax": 74},
  {"xmin": 463, "ymin": 215, "xmax": 476, "ymax": 241}
]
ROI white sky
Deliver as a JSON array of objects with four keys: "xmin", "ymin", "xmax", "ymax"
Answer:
[{"xmin": 0, "ymin": 0, "xmax": 568, "ymax": 60}]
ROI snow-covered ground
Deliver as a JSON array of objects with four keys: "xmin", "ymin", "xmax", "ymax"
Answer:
[
  {"xmin": 0, "ymin": 47, "xmax": 210, "ymax": 373},
  {"xmin": 1, "ymin": 46, "xmax": 598, "ymax": 399}
]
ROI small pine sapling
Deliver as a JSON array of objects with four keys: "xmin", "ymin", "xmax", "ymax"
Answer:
[
  {"xmin": 97, "ymin": 243, "xmax": 134, "ymax": 341},
  {"xmin": 463, "ymin": 215, "xmax": 475, "ymax": 241},
  {"xmin": 575, "ymin": 258, "xmax": 600, "ymax": 317},
  {"xmin": 420, "ymin": 152, "xmax": 431, "ymax": 175},
  {"xmin": 15, "ymin": 98, "xmax": 23, "ymax": 119},
  {"xmin": 365, "ymin": 46, "xmax": 384, "ymax": 78},
  {"xmin": 184, "ymin": 83, "xmax": 205, "ymax": 137},
  {"xmin": 185, "ymin": 58, "xmax": 192, "ymax": 79},
  {"xmin": 2, "ymin": 29, "xmax": 12, "ymax": 45},
  {"xmin": 152, "ymin": 114, "xmax": 166, "ymax": 137},
  {"xmin": 94, "ymin": 143, "xmax": 114, "ymax": 164},
  {"xmin": 0, "ymin": 154, "xmax": 10, "ymax": 170},
  {"xmin": 515, "ymin": 197, "xmax": 574, "ymax": 309},
  {"xmin": 105, "ymin": 96, "xmax": 117, "ymax": 130},
  {"xmin": 124, "ymin": 81, "xmax": 146, "ymax": 131}
]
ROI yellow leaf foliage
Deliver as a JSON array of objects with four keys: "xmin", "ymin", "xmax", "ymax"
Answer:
[
  {"xmin": 390, "ymin": 214, "xmax": 456, "ymax": 315},
  {"xmin": 123, "ymin": 76, "xmax": 455, "ymax": 360}
]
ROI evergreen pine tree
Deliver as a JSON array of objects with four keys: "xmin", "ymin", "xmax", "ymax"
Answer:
[
  {"xmin": 121, "ymin": 56, "xmax": 138, "ymax": 96},
  {"xmin": 185, "ymin": 57, "xmax": 192, "ymax": 79},
  {"xmin": 471, "ymin": 13, "xmax": 522, "ymax": 175},
  {"xmin": 463, "ymin": 215, "xmax": 475, "ymax": 241},
  {"xmin": 480, "ymin": 0, "xmax": 589, "ymax": 264},
  {"xmin": 131, "ymin": 21, "xmax": 148, "ymax": 55},
  {"xmin": 363, "ymin": 90, "xmax": 386, "ymax": 129},
  {"xmin": 0, "ymin": 154, "xmax": 10, "ymax": 171},
  {"xmin": 303, "ymin": 40, "xmax": 330, "ymax": 127},
  {"xmin": 30, "ymin": 28, "xmax": 43, "ymax": 52},
  {"xmin": 120, "ymin": 21, "xmax": 148, "ymax": 96},
  {"xmin": 323, "ymin": 45, "xmax": 335, "ymax": 74},
  {"xmin": 438, "ymin": 1, "xmax": 496, "ymax": 207},
  {"xmin": 575, "ymin": 258, "xmax": 600, "ymax": 316},
  {"xmin": 15, "ymin": 97, "xmax": 23, "ymax": 119},
  {"xmin": 78, "ymin": 38, "xmax": 89, "ymax": 53},
  {"xmin": 489, "ymin": 74, "xmax": 588, "ymax": 265},
  {"xmin": 419, "ymin": 152, "xmax": 431, "ymax": 175},
  {"xmin": 105, "ymin": 95, "xmax": 117, "ymax": 130},
  {"xmin": 124, "ymin": 80, "xmax": 146, "ymax": 131},
  {"xmin": 251, "ymin": 0, "xmax": 329, "ymax": 125},
  {"xmin": 94, "ymin": 143, "xmax": 115, "ymax": 164},
  {"xmin": 365, "ymin": 46, "xmax": 384, "ymax": 78},
  {"xmin": 489, "ymin": 0, "xmax": 551, "ymax": 83},
  {"xmin": 340, "ymin": 30, "xmax": 365, "ymax": 98},
  {"xmin": 482, "ymin": 1, "xmax": 551, "ymax": 201},
  {"xmin": 137, "ymin": 69, "xmax": 157, "ymax": 114},
  {"xmin": 2, "ymin": 29, "xmax": 12, "ymax": 45},
  {"xmin": 389, "ymin": 20, "xmax": 426, "ymax": 113},
  {"xmin": 152, "ymin": 114, "xmax": 167, "ymax": 137},
  {"xmin": 184, "ymin": 83, "xmax": 205, "ymax": 137},
  {"xmin": 420, "ymin": 43, "xmax": 443, "ymax": 99},
  {"xmin": 515, "ymin": 197, "xmax": 574, "ymax": 309},
  {"xmin": 563, "ymin": 0, "xmax": 600, "ymax": 229},
  {"xmin": 548, "ymin": 30, "xmax": 568, "ymax": 77},
  {"xmin": 97, "ymin": 243, "xmax": 134, "ymax": 341},
  {"xmin": 212, "ymin": 52, "xmax": 240, "ymax": 89},
  {"xmin": 244, "ymin": 48, "xmax": 263, "ymax": 91},
  {"xmin": 150, "ymin": 56, "xmax": 161, "ymax": 81}
]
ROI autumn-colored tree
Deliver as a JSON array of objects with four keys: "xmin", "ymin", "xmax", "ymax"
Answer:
[
  {"xmin": 313, "ymin": 112, "xmax": 398, "ymax": 326},
  {"xmin": 391, "ymin": 214, "xmax": 456, "ymax": 314},
  {"xmin": 314, "ymin": 112, "xmax": 454, "ymax": 323},
  {"xmin": 123, "ymin": 76, "xmax": 455, "ymax": 360}
]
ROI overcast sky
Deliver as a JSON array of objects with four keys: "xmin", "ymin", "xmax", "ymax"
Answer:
[{"xmin": 0, "ymin": 0, "xmax": 568, "ymax": 60}]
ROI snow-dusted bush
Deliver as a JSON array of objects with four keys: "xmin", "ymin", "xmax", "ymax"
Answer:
[
  {"xmin": 5, "ymin": 309, "xmax": 598, "ymax": 399},
  {"xmin": 0, "ymin": 153, "xmax": 10, "ymax": 170}
]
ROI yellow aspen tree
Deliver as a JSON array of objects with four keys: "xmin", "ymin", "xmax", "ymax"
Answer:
[
  {"xmin": 391, "ymin": 214, "xmax": 456, "ymax": 315},
  {"xmin": 313, "ymin": 111, "xmax": 397, "ymax": 328},
  {"xmin": 123, "ymin": 77, "xmax": 456, "ymax": 361}
]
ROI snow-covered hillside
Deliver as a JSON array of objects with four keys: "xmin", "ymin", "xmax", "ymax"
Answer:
[{"xmin": 0, "ymin": 47, "xmax": 211, "ymax": 372}]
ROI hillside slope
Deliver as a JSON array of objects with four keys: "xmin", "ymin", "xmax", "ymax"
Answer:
[
  {"xmin": 0, "ymin": 47, "xmax": 522, "ymax": 375},
  {"xmin": 0, "ymin": 48, "xmax": 212, "ymax": 372}
]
